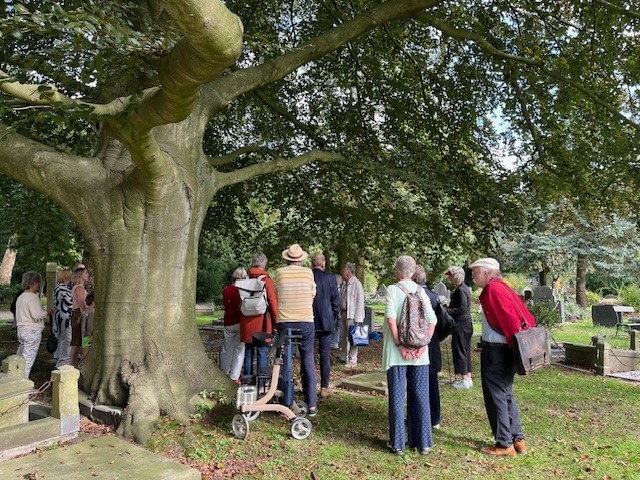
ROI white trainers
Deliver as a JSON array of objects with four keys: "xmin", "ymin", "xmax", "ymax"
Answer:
[{"xmin": 452, "ymin": 379, "xmax": 472, "ymax": 389}]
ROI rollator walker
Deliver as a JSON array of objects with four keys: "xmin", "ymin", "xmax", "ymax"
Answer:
[{"xmin": 232, "ymin": 328, "xmax": 312, "ymax": 440}]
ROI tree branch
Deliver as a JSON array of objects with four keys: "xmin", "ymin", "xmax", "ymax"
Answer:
[
  {"xmin": 202, "ymin": 0, "xmax": 443, "ymax": 114},
  {"xmin": 414, "ymin": 13, "xmax": 640, "ymax": 133},
  {"xmin": 253, "ymin": 89, "xmax": 327, "ymax": 148},
  {"xmin": 595, "ymin": 0, "xmax": 640, "ymax": 20},
  {"xmin": 207, "ymin": 145, "xmax": 275, "ymax": 167},
  {"xmin": 129, "ymin": 0, "xmax": 244, "ymax": 131},
  {"xmin": 0, "ymin": 123, "xmax": 102, "ymax": 212},
  {"xmin": 216, "ymin": 150, "xmax": 345, "ymax": 189},
  {"xmin": 0, "ymin": 69, "xmax": 140, "ymax": 116}
]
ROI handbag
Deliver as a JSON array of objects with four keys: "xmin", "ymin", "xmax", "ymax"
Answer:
[
  {"xmin": 512, "ymin": 326, "xmax": 550, "ymax": 375},
  {"xmin": 348, "ymin": 323, "xmax": 370, "ymax": 347},
  {"xmin": 435, "ymin": 305, "xmax": 457, "ymax": 341},
  {"xmin": 46, "ymin": 324, "xmax": 58, "ymax": 354}
]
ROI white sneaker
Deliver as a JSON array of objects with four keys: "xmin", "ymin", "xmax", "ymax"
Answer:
[{"xmin": 452, "ymin": 379, "xmax": 472, "ymax": 390}]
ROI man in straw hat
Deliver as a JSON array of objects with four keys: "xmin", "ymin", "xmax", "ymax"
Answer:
[
  {"xmin": 275, "ymin": 244, "xmax": 318, "ymax": 416},
  {"xmin": 470, "ymin": 257, "xmax": 535, "ymax": 457}
]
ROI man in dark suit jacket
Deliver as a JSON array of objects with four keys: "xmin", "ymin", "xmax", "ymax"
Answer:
[{"xmin": 312, "ymin": 253, "xmax": 340, "ymax": 398}]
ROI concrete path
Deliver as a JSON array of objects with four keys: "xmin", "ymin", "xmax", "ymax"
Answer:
[{"xmin": 0, "ymin": 435, "xmax": 201, "ymax": 480}]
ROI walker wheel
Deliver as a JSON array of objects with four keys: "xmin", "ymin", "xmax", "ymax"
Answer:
[
  {"xmin": 243, "ymin": 410, "xmax": 260, "ymax": 421},
  {"xmin": 232, "ymin": 413, "xmax": 250, "ymax": 440},
  {"xmin": 291, "ymin": 417, "xmax": 312, "ymax": 440},
  {"xmin": 295, "ymin": 401, "xmax": 308, "ymax": 417}
]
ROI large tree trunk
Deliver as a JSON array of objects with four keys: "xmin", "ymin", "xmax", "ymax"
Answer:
[
  {"xmin": 76, "ymin": 130, "xmax": 234, "ymax": 443},
  {"xmin": 575, "ymin": 254, "xmax": 588, "ymax": 307}
]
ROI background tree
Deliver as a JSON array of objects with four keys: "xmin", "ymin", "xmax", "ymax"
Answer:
[
  {"xmin": 501, "ymin": 201, "xmax": 640, "ymax": 306},
  {"xmin": 2, "ymin": 1, "xmax": 640, "ymax": 441}
]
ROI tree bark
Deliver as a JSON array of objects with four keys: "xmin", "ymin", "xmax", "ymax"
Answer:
[
  {"xmin": 0, "ymin": 247, "xmax": 16, "ymax": 284},
  {"xmin": 72, "ymin": 129, "xmax": 236, "ymax": 442}
]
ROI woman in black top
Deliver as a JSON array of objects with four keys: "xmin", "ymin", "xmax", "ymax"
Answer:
[{"xmin": 445, "ymin": 266, "xmax": 473, "ymax": 389}]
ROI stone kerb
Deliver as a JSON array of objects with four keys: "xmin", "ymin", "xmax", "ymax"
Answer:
[
  {"xmin": 0, "ymin": 359, "xmax": 80, "ymax": 461},
  {"xmin": 564, "ymin": 336, "xmax": 640, "ymax": 376},
  {"xmin": 51, "ymin": 365, "xmax": 81, "ymax": 435},
  {"xmin": 0, "ymin": 355, "xmax": 33, "ymax": 429}
]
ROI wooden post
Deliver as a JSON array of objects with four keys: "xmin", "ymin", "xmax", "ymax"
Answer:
[{"xmin": 595, "ymin": 341, "xmax": 610, "ymax": 376}]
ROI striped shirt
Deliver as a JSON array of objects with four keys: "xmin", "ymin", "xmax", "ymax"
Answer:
[{"xmin": 275, "ymin": 265, "xmax": 316, "ymax": 322}]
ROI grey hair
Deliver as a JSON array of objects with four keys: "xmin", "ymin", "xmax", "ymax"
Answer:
[
  {"xmin": 447, "ymin": 266, "xmax": 465, "ymax": 284},
  {"xmin": 232, "ymin": 267, "xmax": 248, "ymax": 280},
  {"xmin": 395, "ymin": 255, "xmax": 416, "ymax": 278},
  {"xmin": 311, "ymin": 253, "xmax": 326, "ymax": 268},
  {"xmin": 413, "ymin": 265, "xmax": 427, "ymax": 284},
  {"xmin": 21, "ymin": 271, "xmax": 42, "ymax": 290},
  {"xmin": 251, "ymin": 253, "xmax": 268, "ymax": 268},
  {"xmin": 344, "ymin": 262, "xmax": 356, "ymax": 275}
]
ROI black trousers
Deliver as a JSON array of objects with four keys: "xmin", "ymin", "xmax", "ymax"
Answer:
[
  {"xmin": 451, "ymin": 321, "xmax": 473, "ymax": 375},
  {"xmin": 480, "ymin": 344, "xmax": 524, "ymax": 447}
]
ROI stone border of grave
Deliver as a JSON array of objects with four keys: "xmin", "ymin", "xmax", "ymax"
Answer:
[
  {"xmin": 0, "ymin": 355, "xmax": 80, "ymax": 461},
  {"xmin": 564, "ymin": 332, "xmax": 640, "ymax": 376}
]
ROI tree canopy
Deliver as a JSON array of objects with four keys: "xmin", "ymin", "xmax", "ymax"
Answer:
[{"xmin": 2, "ymin": 0, "xmax": 640, "ymax": 441}]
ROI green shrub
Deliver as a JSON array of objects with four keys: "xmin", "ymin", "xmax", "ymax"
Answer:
[
  {"xmin": 563, "ymin": 301, "xmax": 588, "ymax": 322},
  {"xmin": 617, "ymin": 283, "xmax": 640, "ymax": 311},
  {"xmin": 0, "ymin": 284, "xmax": 20, "ymax": 303},
  {"xmin": 585, "ymin": 290, "xmax": 602, "ymax": 307},
  {"xmin": 502, "ymin": 273, "xmax": 529, "ymax": 295},
  {"xmin": 527, "ymin": 302, "xmax": 561, "ymax": 328},
  {"xmin": 196, "ymin": 255, "xmax": 238, "ymax": 303}
]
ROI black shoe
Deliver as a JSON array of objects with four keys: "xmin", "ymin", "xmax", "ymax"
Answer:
[
  {"xmin": 387, "ymin": 442, "xmax": 404, "ymax": 456},
  {"xmin": 308, "ymin": 407, "xmax": 317, "ymax": 417}
]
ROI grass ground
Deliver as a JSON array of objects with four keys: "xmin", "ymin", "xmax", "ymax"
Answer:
[
  {"xmin": 2, "ymin": 318, "xmax": 639, "ymax": 479},
  {"xmin": 147, "ymin": 318, "xmax": 640, "ymax": 479}
]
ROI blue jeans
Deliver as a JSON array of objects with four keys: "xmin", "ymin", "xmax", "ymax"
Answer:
[
  {"xmin": 331, "ymin": 316, "xmax": 340, "ymax": 348},
  {"xmin": 277, "ymin": 322, "xmax": 317, "ymax": 409},
  {"xmin": 243, "ymin": 344, "xmax": 268, "ymax": 377}
]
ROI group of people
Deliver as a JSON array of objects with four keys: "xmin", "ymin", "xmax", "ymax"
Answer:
[
  {"xmin": 11, "ymin": 262, "xmax": 94, "ymax": 379},
  {"xmin": 52, "ymin": 263, "xmax": 94, "ymax": 369},
  {"xmin": 220, "ymin": 250, "xmax": 532, "ymax": 458},
  {"xmin": 384, "ymin": 255, "xmax": 533, "ymax": 457},
  {"xmin": 219, "ymin": 244, "xmax": 368, "ymax": 417}
]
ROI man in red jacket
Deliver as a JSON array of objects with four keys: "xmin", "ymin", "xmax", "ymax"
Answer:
[{"xmin": 471, "ymin": 257, "xmax": 534, "ymax": 457}]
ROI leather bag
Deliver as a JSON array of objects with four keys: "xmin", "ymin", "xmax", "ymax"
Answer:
[
  {"xmin": 512, "ymin": 326, "xmax": 550, "ymax": 375},
  {"xmin": 434, "ymin": 305, "xmax": 457, "ymax": 341}
]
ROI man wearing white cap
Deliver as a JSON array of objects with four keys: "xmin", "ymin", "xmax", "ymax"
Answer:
[{"xmin": 470, "ymin": 257, "xmax": 535, "ymax": 457}]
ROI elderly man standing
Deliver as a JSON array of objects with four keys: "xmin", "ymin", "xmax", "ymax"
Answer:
[
  {"xmin": 470, "ymin": 257, "xmax": 534, "ymax": 457},
  {"xmin": 311, "ymin": 253, "xmax": 340, "ymax": 398},
  {"xmin": 275, "ymin": 244, "xmax": 318, "ymax": 416},
  {"xmin": 338, "ymin": 262, "xmax": 365, "ymax": 367}
]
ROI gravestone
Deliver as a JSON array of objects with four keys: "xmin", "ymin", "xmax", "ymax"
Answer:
[
  {"xmin": 532, "ymin": 286, "xmax": 553, "ymax": 304},
  {"xmin": 364, "ymin": 306, "xmax": 374, "ymax": 331},
  {"xmin": 433, "ymin": 282, "xmax": 450, "ymax": 304},
  {"xmin": 533, "ymin": 285, "xmax": 566, "ymax": 322}
]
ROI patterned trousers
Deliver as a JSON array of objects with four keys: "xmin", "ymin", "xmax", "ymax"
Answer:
[
  {"xmin": 17, "ymin": 328, "xmax": 42, "ymax": 379},
  {"xmin": 387, "ymin": 364, "xmax": 433, "ymax": 451}
]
